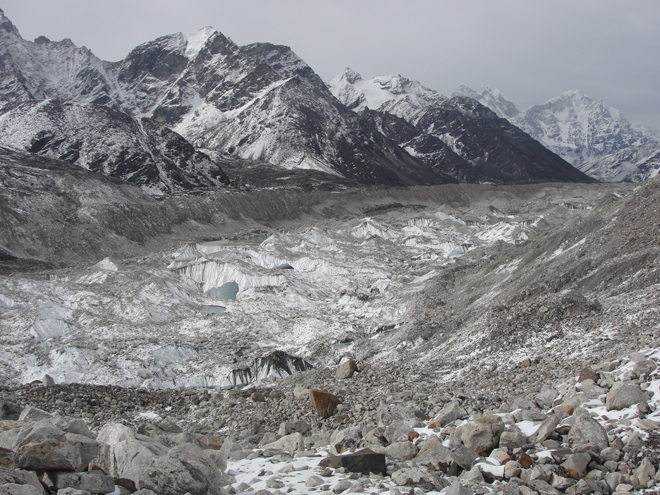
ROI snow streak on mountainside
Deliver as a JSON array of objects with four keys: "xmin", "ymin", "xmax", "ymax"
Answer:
[
  {"xmin": 453, "ymin": 85, "xmax": 660, "ymax": 182},
  {"xmin": 0, "ymin": 99, "xmax": 229, "ymax": 194},
  {"xmin": 0, "ymin": 10, "xmax": 452, "ymax": 188},
  {"xmin": 329, "ymin": 69, "xmax": 591, "ymax": 184}
]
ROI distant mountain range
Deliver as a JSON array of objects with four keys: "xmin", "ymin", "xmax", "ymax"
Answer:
[
  {"xmin": 452, "ymin": 86, "xmax": 660, "ymax": 182},
  {"xmin": 0, "ymin": 9, "xmax": 600, "ymax": 192}
]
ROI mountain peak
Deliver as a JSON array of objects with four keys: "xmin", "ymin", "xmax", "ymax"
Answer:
[
  {"xmin": 0, "ymin": 8, "xmax": 21, "ymax": 38},
  {"xmin": 181, "ymin": 26, "xmax": 217, "ymax": 59}
]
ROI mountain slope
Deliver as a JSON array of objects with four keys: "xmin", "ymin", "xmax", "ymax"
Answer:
[
  {"xmin": 0, "ymin": 99, "xmax": 229, "ymax": 194},
  {"xmin": 453, "ymin": 84, "xmax": 660, "ymax": 182},
  {"xmin": 331, "ymin": 69, "xmax": 592, "ymax": 183},
  {"xmin": 0, "ymin": 10, "xmax": 454, "ymax": 188}
]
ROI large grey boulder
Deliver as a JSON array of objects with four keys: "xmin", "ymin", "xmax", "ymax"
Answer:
[
  {"xmin": 535, "ymin": 386, "xmax": 558, "ymax": 410},
  {"xmin": 606, "ymin": 382, "xmax": 648, "ymax": 411},
  {"xmin": 460, "ymin": 415, "xmax": 505, "ymax": 456},
  {"xmin": 414, "ymin": 436, "xmax": 476, "ymax": 475},
  {"xmin": 391, "ymin": 468, "xmax": 448, "ymax": 491},
  {"xmin": 262, "ymin": 432, "xmax": 303, "ymax": 453},
  {"xmin": 49, "ymin": 471, "xmax": 115, "ymax": 494},
  {"xmin": 336, "ymin": 360, "xmax": 358, "ymax": 379},
  {"xmin": 0, "ymin": 468, "xmax": 45, "ymax": 495},
  {"xmin": 0, "ymin": 484, "xmax": 43, "ymax": 495},
  {"xmin": 17, "ymin": 406, "xmax": 53, "ymax": 423},
  {"xmin": 138, "ymin": 443, "xmax": 231, "ymax": 495},
  {"xmin": 0, "ymin": 420, "xmax": 98, "ymax": 471},
  {"xmin": 376, "ymin": 405, "xmax": 421, "ymax": 427},
  {"xmin": 49, "ymin": 417, "xmax": 95, "ymax": 440},
  {"xmin": 567, "ymin": 409, "xmax": 609, "ymax": 450},
  {"xmin": 499, "ymin": 431, "xmax": 526, "ymax": 451},
  {"xmin": 531, "ymin": 411, "xmax": 567, "ymax": 444},
  {"xmin": 93, "ymin": 423, "xmax": 168, "ymax": 487},
  {"xmin": 430, "ymin": 402, "xmax": 464, "ymax": 427},
  {"xmin": 385, "ymin": 442, "xmax": 419, "ymax": 461}
]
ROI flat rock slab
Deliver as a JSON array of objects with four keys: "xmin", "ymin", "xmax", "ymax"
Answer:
[{"xmin": 319, "ymin": 449, "xmax": 387, "ymax": 475}]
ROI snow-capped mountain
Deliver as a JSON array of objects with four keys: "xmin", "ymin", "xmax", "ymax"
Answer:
[
  {"xmin": 453, "ymin": 85, "xmax": 660, "ymax": 182},
  {"xmin": 451, "ymin": 84, "xmax": 520, "ymax": 119},
  {"xmin": 0, "ymin": 10, "xmax": 453, "ymax": 188},
  {"xmin": 0, "ymin": 99, "xmax": 229, "ymax": 194},
  {"xmin": 330, "ymin": 69, "xmax": 590, "ymax": 183}
]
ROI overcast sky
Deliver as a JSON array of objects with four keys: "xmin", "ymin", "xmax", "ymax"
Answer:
[{"xmin": 3, "ymin": 0, "xmax": 659, "ymax": 129}]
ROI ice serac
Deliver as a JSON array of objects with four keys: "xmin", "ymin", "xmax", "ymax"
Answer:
[
  {"xmin": 332, "ymin": 70, "xmax": 591, "ymax": 183},
  {"xmin": 0, "ymin": 99, "xmax": 229, "ymax": 194}
]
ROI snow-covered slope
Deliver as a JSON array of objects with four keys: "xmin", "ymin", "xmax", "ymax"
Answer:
[
  {"xmin": 0, "ymin": 10, "xmax": 452, "ymax": 188},
  {"xmin": 453, "ymin": 84, "xmax": 660, "ymax": 182},
  {"xmin": 0, "ymin": 99, "xmax": 229, "ymax": 194},
  {"xmin": 451, "ymin": 84, "xmax": 520, "ymax": 119},
  {"xmin": 330, "ymin": 69, "xmax": 591, "ymax": 183}
]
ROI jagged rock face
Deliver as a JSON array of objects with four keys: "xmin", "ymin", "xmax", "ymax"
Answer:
[
  {"xmin": 453, "ymin": 84, "xmax": 660, "ymax": 182},
  {"xmin": 0, "ymin": 99, "xmax": 229, "ymax": 194},
  {"xmin": 0, "ymin": 9, "xmax": 119, "ymax": 107},
  {"xmin": 581, "ymin": 141, "xmax": 660, "ymax": 182},
  {"xmin": 513, "ymin": 90, "xmax": 658, "ymax": 168},
  {"xmin": 331, "ymin": 70, "xmax": 590, "ymax": 183},
  {"xmin": 0, "ymin": 11, "xmax": 452, "ymax": 188}
]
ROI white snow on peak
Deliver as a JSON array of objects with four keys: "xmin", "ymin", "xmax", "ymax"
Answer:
[
  {"xmin": 182, "ymin": 26, "xmax": 216, "ymax": 60},
  {"xmin": 452, "ymin": 84, "xmax": 519, "ymax": 119},
  {"xmin": 329, "ymin": 69, "xmax": 444, "ymax": 122}
]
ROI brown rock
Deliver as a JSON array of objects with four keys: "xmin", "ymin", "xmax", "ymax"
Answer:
[
  {"xmin": 0, "ymin": 447, "xmax": 13, "ymax": 469},
  {"xmin": 309, "ymin": 390, "xmax": 342, "ymax": 418},
  {"xmin": 518, "ymin": 453, "xmax": 534, "ymax": 468},
  {"xmin": 200, "ymin": 434, "xmax": 222, "ymax": 450}
]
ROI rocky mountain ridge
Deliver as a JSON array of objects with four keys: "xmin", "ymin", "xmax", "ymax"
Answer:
[
  {"xmin": 329, "ymin": 69, "xmax": 591, "ymax": 184},
  {"xmin": 452, "ymin": 86, "xmax": 660, "ymax": 182}
]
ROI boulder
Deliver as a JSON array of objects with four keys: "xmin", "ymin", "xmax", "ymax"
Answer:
[
  {"xmin": 262, "ymin": 432, "xmax": 304, "ymax": 453},
  {"xmin": 336, "ymin": 360, "xmax": 358, "ymax": 379},
  {"xmin": 391, "ymin": 468, "xmax": 448, "ymax": 491},
  {"xmin": 319, "ymin": 448, "xmax": 386, "ymax": 475},
  {"xmin": 383, "ymin": 422, "xmax": 414, "ymax": 444},
  {"xmin": 0, "ymin": 447, "xmax": 13, "ymax": 469},
  {"xmin": 0, "ymin": 468, "xmax": 45, "ymax": 495},
  {"xmin": 430, "ymin": 401, "xmax": 463, "ymax": 427},
  {"xmin": 293, "ymin": 386, "xmax": 310, "ymax": 399},
  {"xmin": 499, "ymin": 431, "xmax": 526, "ymax": 452},
  {"xmin": 561, "ymin": 453, "xmax": 591, "ymax": 480},
  {"xmin": 414, "ymin": 436, "xmax": 476, "ymax": 475},
  {"xmin": 92, "ymin": 423, "xmax": 168, "ymax": 487},
  {"xmin": 531, "ymin": 411, "xmax": 566, "ymax": 444},
  {"xmin": 138, "ymin": 443, "xmax": 228, "ymax": 495},
  {"xmin": 633, "ymin": 359, "xmax": 657, "ymax": 377},
  {"xmin": 460, "ymin": 415, "xmax": 505, "ymax": 456},
  {"xmin": 606, "ymin": 382, "xmax": 648, "ymax": 411},
  {"xmin": 309, "ymin": 390, "xmax": 341, "ymax": 418},
  {"xmin": 329, "ymin": 427, "xmax": 361, "ymax": 455},
  {"xmin": 0, "ymin": 484, "xmax": 43, "ymax": 494},
  {"xmin": 0, "ymin": 420, "xmax": 98, "ymax": 471},
  {"xmin": 277, "ymin": 421, "xmax": 309, "ymax": 437},
  {"xmin": 17, "ymin": 406, "xmax": 52, "ymax": 423},
  {"xmin": 49, "ymin": 471, "xmax": 115, "ymax": 494},
  {"xmin": 445, "ymin": 480, "xmax": 473, "ymax": 495},
  {"xmin": 535, "ymin": 386, "xmax": 558, "ymax": 410},
  {"xmin": 385, "ymin": 442, "xmax": 419, "ymax": 461},
  {"xmin": 376, "ymin": 404, "xmax": 421, "ymax": 427},
  {"xmin": 49, "ymin": 417, "xmax": 95, "ymax": 440},
  {"xmin": 567, "ymin": 409, "xmax": 608, "ymax": 450},
  {"xmin": 42, "ymin": 375, "xmax": 55, "ymax": 387}
]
